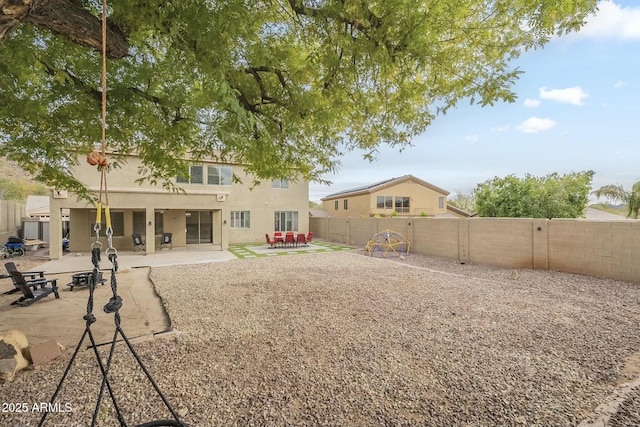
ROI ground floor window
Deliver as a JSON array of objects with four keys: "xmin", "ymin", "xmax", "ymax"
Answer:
[
  {"xmin": 274, "ymin": 211, "xmax": 298, "ymax": 232},
  {"xmin": 132, "ymin": 211, "xmax": 164, "ymax": 235},
  {"xmin": 377, "ymin": 196, "xmax": 393, "ymax": 209},
  {"xmin": 90, "ymin": 210, "xmax": 124, "ymax": 236},
  {"xmin": 395, "ymin": 197, "xmax": 410, "ymax": 213},
  {"xmin": 230, "ymin": 211, "xmax": 250, "ymax": 228}
]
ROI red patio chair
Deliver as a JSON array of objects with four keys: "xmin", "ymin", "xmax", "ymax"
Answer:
[
  {"xmin": 284, "ymin": 232, "xmax": 295, "ymax": 247},
  {"xmin": 296, "ymin": 233, "xmax": 307, "ymax": 247},
  {"xmin": 306, "ymin": 232, "xmax": 313, "ymax": 244},
  {"xmin": 265, "ymin": 233, "xmax": 277, "ymax": 248}
]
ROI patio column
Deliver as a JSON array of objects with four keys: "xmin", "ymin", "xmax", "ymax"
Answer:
[
  {"xmin": 146, "ymin": 208, "xmax": 156, "ymax": 254},
  {"xmin": 49, "ymin": 205, "xmax": 63, "ymax": 259}
]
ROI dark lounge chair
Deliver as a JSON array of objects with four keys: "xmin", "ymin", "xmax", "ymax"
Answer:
[
  {"xmin": 160, "ymin": 232, "xmax": 173, "ymax": 249},
  {"xmin": 132, "ymin": 234, "xmax": 145, "ymax": 252},
  {"xmin": 10, "ymin": 270, "xmax": 59, "ymax": 307},
  {"xmin": 3, "ymin": 262, "xmax": 46, "ymax": 295}
]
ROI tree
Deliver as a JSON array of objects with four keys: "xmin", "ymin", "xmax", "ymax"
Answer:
[
  {"xmin": 448, "ymin": 190, "xmax": 477, "ymax": 214},
  {"xmin": 592, "ymin": 182, "xmax": 640, "ymax": 219},
  {"xmin": 474, "ymin": 171, "xmax": 595, "ymax": 218},
  {"xmin": 0, "ymin": 1, "xmax": 598, "ymax": 199}
]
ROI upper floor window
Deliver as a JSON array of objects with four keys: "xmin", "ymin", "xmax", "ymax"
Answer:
[
  {"xmin": 438, "ymin": 197, "xmax": 444, "ymax": 209},
  {"xmin": 272, "ymin": 179, "xmax": 289, "ymax": 189},
  {"xmin": 177, "ymin": 165, "xmax": 232, "ymax": 185},
  {"xmin": 343, "ymin": 199, "xmax": 348, "ymax": 210},
  {"xmin": 334, "ymin": 200, "xmax": 339, "ymax": 210},
  {"xmin": 208, "ymin": 166, "xmax": 232, "ymax": 186},
  {"xmin": 176, "ymin": 165, "xmax": 202, "ymax": 184}
]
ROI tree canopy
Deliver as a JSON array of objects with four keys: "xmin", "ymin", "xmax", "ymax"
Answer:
[
  {"xmin": 0, "ymin": 0, "xmax": 598, "ymax": 199},
  {"xmin": 474, "ymin": 171, "xmax": 595, "ymax": 218},
  {"xmin": 593, "ymin": 182, "xmax": 640, "ymax": 219}
]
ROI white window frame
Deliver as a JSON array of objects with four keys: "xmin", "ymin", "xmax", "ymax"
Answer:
[
  {"xmin": 274, "ymin": 211, "xmax": 298, "ymax": 232},
  {"xmin": 271, "ymin": 179, "xmax": 289, "ymax": 189},
  {"xmin": 207, "ymin": 166, "xmax": 233, "ymax": 186},
  {"xmin": 230, "ymin": 211, "xmax": 250, "ymax": 228}
]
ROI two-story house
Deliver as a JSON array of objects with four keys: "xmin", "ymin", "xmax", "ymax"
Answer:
[
  {"xmin": 321, "ymin": 175, "xmax": 454, "ymax": 218},
  {"xmin": 47, "ymin": 154, "xmax": 308, "ymax": 259}
]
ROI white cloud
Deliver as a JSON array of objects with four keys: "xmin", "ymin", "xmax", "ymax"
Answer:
[
  {"xmin": 539, "ymin": 86, "xmax": 588, "ymax": 106},
  {"xmin": 613, "ymin": 80, "xmax": 627, "ymax": 88},
  {"xmin": 573, "ymin": 1, "xmax": 640, "ymax": 41},
  {"xmin": 491, "ymin": 125, "xmax": 509, "ymax": 132},
  {"xmin": 516, "ymin": 117, "xmax": 557, "ymax": 134},
  {"xmin": 523, "ymin": 98, "xmax": 540, "ymax": 107},
  {"xmin": 465, "ymin": 135, "xmax": 479, "ymax": 143}
]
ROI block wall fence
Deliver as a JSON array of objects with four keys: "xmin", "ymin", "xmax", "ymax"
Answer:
[
  {"xmin": 0, "ymin": 199, "xmax": 25, "ymax": 244},
  {"xmin": 309, "ymin": 217, "xmax": 640, "ymax": 283}
]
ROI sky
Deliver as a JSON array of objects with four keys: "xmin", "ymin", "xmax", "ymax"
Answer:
[{"xmin": 309, "ymin": 0, "xmax": 640, "ymax": 203}]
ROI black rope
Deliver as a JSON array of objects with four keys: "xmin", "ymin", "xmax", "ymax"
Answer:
[
  {"xmin": 102, "ymin": 252, "xmax": 186, "ymax": 426},
  {"xmin": 40, "ymin": 247, "xmax": 127, "ymax": 427},
  {"xmin": 41, "ymin": 247, "xmax": 188, "ymax": 427}
]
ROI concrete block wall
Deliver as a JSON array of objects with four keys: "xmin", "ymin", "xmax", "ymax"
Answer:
[
  {"xmin": 548, "ymin": 220, "xmax": 640, "ymax": 282},
  {"xmin": 468, "ymin": 218, "xmax": 534, "ymax": 269},
  {"xmin": 310, "ymin": 216, "xmax": 640, "ymax": 283},
  {"xmin": 412, "ymin": 218, "xmax": 460, "ymax": 260},
  {"xmin": 0, "ymin": 199, "xmax": 25, "ymax": 243}
]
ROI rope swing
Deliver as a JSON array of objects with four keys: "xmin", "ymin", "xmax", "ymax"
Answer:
[{"xmin": 40, "ymin": 1, "xmax": 188, "ymax": 426}]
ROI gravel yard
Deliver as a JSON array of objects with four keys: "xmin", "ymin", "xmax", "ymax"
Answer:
[{"xmin": 1, "ymin": 249, "xmax": 640, "ymax": 426}]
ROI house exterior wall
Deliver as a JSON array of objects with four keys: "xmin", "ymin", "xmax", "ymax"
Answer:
[
  {"xmin": 371, "ymin": 181, "xmax": 447, "ymax": 216},
  {"xmin": 322, "ymin": 180, "xmax": 448, "ymax": 218},
  {"xmin": 322, "ymin": 193, "xmax": 370, "ymax": 218},
  {"xmin": 49, "ymin": 154, "xmax": 308, "ymax": 259},
  {"xmin": 310, "ymin": 216, "xmax": 640, "ymax": 283}
]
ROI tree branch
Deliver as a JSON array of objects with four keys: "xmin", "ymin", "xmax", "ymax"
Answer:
[{"xmin": 1, "ymin": 0, "xmax": 129, "ymax": 59}]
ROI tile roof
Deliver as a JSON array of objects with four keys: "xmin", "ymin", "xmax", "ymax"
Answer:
[{"xmin": 321, "ymin": 175, "xmax": 449, "ymax": 200}]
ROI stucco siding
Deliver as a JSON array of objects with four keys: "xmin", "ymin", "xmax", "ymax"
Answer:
[{"xmin": 50, "ymin": 154, "xmax": 309, "ymax": 257}]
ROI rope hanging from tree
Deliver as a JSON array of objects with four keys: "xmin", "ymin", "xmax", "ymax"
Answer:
[{"xmin": 40, "ymin": 1, "xmax": 187, "ymax": 426}]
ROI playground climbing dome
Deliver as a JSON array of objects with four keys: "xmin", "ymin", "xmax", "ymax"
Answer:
[{"xmin": 365, "ymin": 230, "xmax": 411, "ymax": 258}]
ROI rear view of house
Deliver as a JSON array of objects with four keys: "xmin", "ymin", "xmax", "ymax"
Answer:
[{"xmin": 47, "ymin": 154, "xmax": 308, "ymax": 259}]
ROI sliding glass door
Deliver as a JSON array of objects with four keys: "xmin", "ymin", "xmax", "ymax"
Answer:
[{"xmin": 186, "ymin": 211, "xmax": 212, "ymax": 244}]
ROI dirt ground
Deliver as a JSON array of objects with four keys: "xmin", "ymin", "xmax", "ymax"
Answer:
[{"xmin": 0, "ymin": 250, "xmax": 170, "ymax": 350}]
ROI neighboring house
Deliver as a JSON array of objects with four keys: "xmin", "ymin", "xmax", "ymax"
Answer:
[
  {"xmin": 321, "ymin": 175, "xmax": 451, "ymax": 218},
  {"xmin": 47, "ymin": 154, "xmax": 309, "ymax": 259}
]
